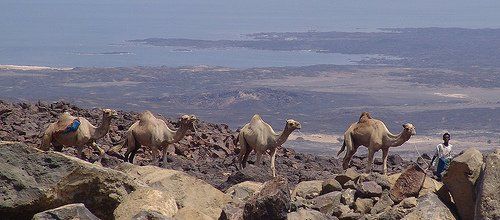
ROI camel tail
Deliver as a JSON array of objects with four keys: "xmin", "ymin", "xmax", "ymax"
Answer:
[
  {"xmin": 337, "ymin": 140, "xmax": 346, "ymax": 157},
  {"xmin": 337, "ymin": 133, "xmax": 353, "ymax": 157}
]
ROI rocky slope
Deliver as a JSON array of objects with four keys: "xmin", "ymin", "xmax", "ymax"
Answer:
[
  {"xmin": 2, "ymin": 100, "xmax": 498, "ymax": 219},
  {"xmin": 0, "ymin": 100, "xmax": 417, "ymax": 189}
]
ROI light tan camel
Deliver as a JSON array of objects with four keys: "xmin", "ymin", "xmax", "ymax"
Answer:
[
  {"xmin": 237, "ymin": 114, "xmax": 301, "ymax": 177},
  {"xmin": 40, "ymin": 109, "xmax": 118, "ymax": 161},
  {"xmin": 110, "ymin": 111, "xmax": 197, "ymax": 166},
  {"xmin": 337, "ymin": 112, "xmax": 416, "ymax": 174}
]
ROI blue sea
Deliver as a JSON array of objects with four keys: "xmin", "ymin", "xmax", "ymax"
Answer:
[{"xmin": 1, "ymin": 0, "xmax": 500, "ymax": 68}]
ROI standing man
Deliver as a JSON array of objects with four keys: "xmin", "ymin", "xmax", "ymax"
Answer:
[{"xmin": 431, "ymin": 133, "xmax": 453, "ymax": 180}]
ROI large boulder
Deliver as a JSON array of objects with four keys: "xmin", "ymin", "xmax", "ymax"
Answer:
[
  {"xmin": 389, "ymin": 164, "xmax": 426, "ymax": 203},
  {"xmin": 243, "ymin": 177, "xmax": 290, "ymax": 220},
  {"xmin": 225, "ymin": 181, "xmax": 263, "ymax": 204},
  {"xmin": 0, "ymin": 142, "xmax": 141, "ymax": 220},
  {"xmin": 32, "ymin": 203, "xmax": 99, "ymax": 220},
  {"xmin": 443, "ymin": 148, "xmax": 483, "ymax": 220},
  {"xmin": 474, "ymin": 149, "xmax": 500, "ymax": 220},
  {"xmin": 113, "ymin": 187, "xmax": 178, "ymax": 219},
  {"xmin": 292, "ymin": 180, "xmax": 323, "ymax": 199},
  {"xmin": 174, "ymin": 207, "xmax": 213, "ymax": 220},
  {"xmin": 403, "ymin": 193, "xmax": 457, "ymax": 220},
  {"xmin": 116, "ymin": 163, "xmax": 231, "ymax": 219}
]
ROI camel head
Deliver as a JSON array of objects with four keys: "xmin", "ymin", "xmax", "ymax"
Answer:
[
  {"xmin": 285, "ymin": 119, "xmax": 301, "ymax": 131},
  {"xmin": 179, "ymin": 114, "xmax": 198, "ymax": 132},
  {"xmin": 102, "ymin": 109, "xmax": 118, "ymax": 119},
  {"xmin": 402, "ymin": 123, "xmax": 416, "ymax": 135}
]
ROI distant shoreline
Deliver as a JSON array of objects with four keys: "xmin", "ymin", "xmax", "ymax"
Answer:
[{"xmin": 0, "ymin": 64, "xmax": 73, "ymax": 71}]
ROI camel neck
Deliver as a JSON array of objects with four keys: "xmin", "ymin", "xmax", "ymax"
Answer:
[
  {"xmin": 274, "ymin": 126, "xmax": 293, "ymax": 147},
  {"xmin": 386, "ymin": 130, "xmax": 411, "ymax": 147},
  {"xmin": 171, "ymin": 123, "xmax": 190, "ymax": 143},
  {"xmin": 93, "ymin": 115, "xmax": 112, "ymax": 140}
]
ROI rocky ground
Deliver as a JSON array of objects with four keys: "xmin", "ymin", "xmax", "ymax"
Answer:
[
  {"xmin": 1, "ymin": 100, "xmax": 498, "ymax": 220},
  {"xmin": 0, "ymin": 100, "xmax": 420, "ymax": 189}
]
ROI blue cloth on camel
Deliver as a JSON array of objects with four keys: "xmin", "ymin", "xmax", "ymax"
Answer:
[{"xmin": 63, "ymin": 119, "xmax": 80, "ymax": 134}]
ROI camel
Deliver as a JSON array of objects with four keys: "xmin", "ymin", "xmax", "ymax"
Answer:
[
  {"xmin": 337, "ymin": 112, "xmax": 416, "ymax": 174},
  {"xmin": 237, "ymin": 114, "xmax": 301, "ymax": 177},
  {"xmin": 40, "ymin": 109, "xmax": 118, "ymax": 161},
  {"xmin": 110, "ymin": 111, "xmax": 197, "ymax": 166}
]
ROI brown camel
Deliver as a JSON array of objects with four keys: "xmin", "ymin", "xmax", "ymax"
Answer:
[
  {"xmin": 237, "ymin": 114, "xmax": 301, "ymax": 177},
  {"xmin": 40, "ymin": 109, "xmax": 118, "ymax": 161},
  {"xmin": 337, "ymin": 112, "xmax": 416, "ymax": 174},
  {"xmin": 110, "ymin": 111, "xmax": 197, "ymax": 166}
]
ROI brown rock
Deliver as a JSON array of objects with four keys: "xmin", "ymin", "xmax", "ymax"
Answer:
[
  {"xmin": 474, "ymin": 148, "xmax": 500, "ymax": 220},
  {"xmin": 354, "ymin": 198, "xmax": 373, "ymax": 214},
  {"xmin": 335, "ymin": 168, "xmax": 360, "ymax": 185},
  {"xmin": 321, "ymin": 179, "xmax": 342, "ymax": 194},
  {"xmin": 243, "ymin": 177, "xmax": 290, "ymax": 220},
  {"xmin": 443, "ymin": 148, "xmax": 483, "ymax": 220},
  {"xmin": 389, "ymin": 164, "xmax": 426, "ymax": 203},
  {"xmin": 113, "ymin": 187, "xmax": 178, "ymax": 220},
  {"xmin": 287, "ymin": 208, "xmax": 334, "ymax": 220}
]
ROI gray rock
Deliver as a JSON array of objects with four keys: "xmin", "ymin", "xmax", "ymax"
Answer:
[
  {"xmin": 32, "ymin": 203, "xmax": 99, "ymax": 220},
  {"xmin": 371, "ymin": 190, "xmax": 394, "ymax": 214},
  {"xmin": 356, "ymin": 180, "xmax": 383, "ymax": 198},
  {"xmin": 474, "ymin": 148, "xmax": 500, "ymax": 220},
  {"xmin": 311, "ymin": 191, "xmax": 342, "ymax": 215},
  {"xmin": 292, "ymin": 180, "xmax": 323, "ymax": 199},
  {"xmin": 321, "ymin": 179, "xmax": 342, "ymax": 194},
  {"xmin": 340, "ymin": 189, "xmax": 356, "ymax": 207},
  {"xmin": 443, "ymin": 148, "xmax": 483, "ymax": 220},
  {"xmin": 399, "ymin": 197, "xmax": 417, "ymax": 209},
  {"xmin": 343, "ymin": 180, "xmax": 356, "ymax": 190},
  {"xmin": 403, "ymin": 193, "xmax": 457, "ymax": 220}
]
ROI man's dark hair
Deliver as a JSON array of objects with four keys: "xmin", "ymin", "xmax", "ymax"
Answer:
[{"xmin": 443, "ymin": 133, "xmax": 450, "ymax": 138}]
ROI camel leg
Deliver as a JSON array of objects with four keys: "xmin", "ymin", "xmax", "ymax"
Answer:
[
  {"xmin": 365, "ymin": 148, "xmax": 375, "ymax": 173},
  {"xmin": 269, "ymin": 148, "xmax": 277, "ymax": 177},
  {"xmin": 255, "ymin": 151, "xmax": 263, "ymax": 166},
  {"xmin": 242, "ymin": 148, "xmax": 251, "ymax": 169},
  {"xmin": 382, "ymin": 148, "xmax": 389, "ymax": 175},
  {"xmin": 237, "ymin": 134, "xmax": 248, "ymax": 169},
  {"xmin": 129, "ymin": 146, "xmax": 139, "ymax": 163},
  {"xmin": 151, "ymin": 146, "xmax": 160, "ymax": 166},
  {"xmin": 161, "ymin": 145, "xmax": 169, "ymax": 168},
  {"xmin": 91, "ymin": 142, "xmax": 105, "ymax": 162}
]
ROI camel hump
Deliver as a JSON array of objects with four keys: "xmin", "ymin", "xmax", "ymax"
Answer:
[
  {"xmin": 250, "ymin": 114, "xmax": 263, "ymax": 123},
  {"xmin": 358, "ymin": 112, "xmax": 372, "ymax": 123},
  {"xmin": 139, "ymin": 110, "xmax": 156, "ymax": 122}
]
